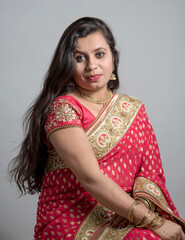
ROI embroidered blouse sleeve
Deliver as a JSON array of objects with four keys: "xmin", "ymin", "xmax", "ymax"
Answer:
[{"xmin": 44, "ymin": 97, "xmax": 83, "ymax": 138}]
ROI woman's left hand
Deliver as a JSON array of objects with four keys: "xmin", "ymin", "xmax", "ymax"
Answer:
[{"xmin": 110, "ymin": 213, "xmax": 129, "ymax": 229}]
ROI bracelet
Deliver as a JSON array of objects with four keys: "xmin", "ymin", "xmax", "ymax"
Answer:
[
  {"xmin": 135, "ymin": 197, "xmax": 155, "ymax": 212},
  {"xmin": 145, "ymin": 212, "xmax": 159, "ymax": 228},
  {"xmin": 138, "ymin": 212, "xmax": 166, "ymax": 230},
  {"xmin": 136, "ymin": 209, "xmax": 153, "ymax": 227},
  {"xmin": 150, "ymin": 216, "xmax": 166, "ymax": 230},
  {"xmin": 128, "ymin": 201, "xmax": 140, "ymax": 224},
  {"xmin": 128, "ymin": 200, "xmax": 165, "ymax": 231}
]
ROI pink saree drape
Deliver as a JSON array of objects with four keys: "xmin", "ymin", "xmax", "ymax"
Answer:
[{"xmin": 34, "ymin": 93, "xmax": 185, "ymax": 240}]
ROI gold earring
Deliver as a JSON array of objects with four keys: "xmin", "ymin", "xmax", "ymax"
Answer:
[
  {"xmin": 67, "ymin": 79, "xmax": 75, "ymax": 87},
  {"xmin": 110, "ymin": 73, "xmax": 116, "ymax": 81}
]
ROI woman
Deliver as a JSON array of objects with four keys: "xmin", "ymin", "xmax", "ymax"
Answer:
[{"xmin": 9, "ymin": 17, "xmax": 185, "ymax": 239}]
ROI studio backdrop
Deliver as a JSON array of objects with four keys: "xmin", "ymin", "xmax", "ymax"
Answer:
[{"xmin": 0, "ymin": 1, "xmax": 185, "ymax": 240}]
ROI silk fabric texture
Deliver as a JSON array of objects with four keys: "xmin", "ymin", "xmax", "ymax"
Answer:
[{"xmin": 34, "ymin": 93, "xmax": 185, "ymax": 239}]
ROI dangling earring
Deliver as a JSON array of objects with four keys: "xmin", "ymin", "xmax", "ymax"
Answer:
[
  {"xmin": 67, "ymin": 79, "xmax": 75, "ymax": 87},
  {"xmin": 110, "ymin": 73, "xmax": 116, "ymax": 81}
]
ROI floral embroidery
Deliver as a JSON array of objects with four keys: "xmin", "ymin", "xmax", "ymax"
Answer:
[
  {"xmin": 120, "ymin": 101, "xmax": 133, "ymax": 112},
  {"xmin": 74, "ymin": 204, "xmax": 133, "ymax": 240},
  {"xmin": 55, "ymin": 103, "xmax": 77, "ymax": 122},
  {"xmin": 111, "ymin": 116, "xmax": 123, "ymax": 128},
  {"xmin": 133, "ymin": 177, "xmax": 167, "ymax": 207},
  {"xmin": 97, "ymin": 132, "xmax": 111, "ymax": 148},
  {"xmin": 147, "ymin": 183, "xmax": 161, "ymax": 196},
  {"xmin": 45, "ymin": 151, "xmax": 68, "ymax": 173},
  {"xmin": 45, "ymin": 99, "xmax": 82, "ymax": 136},
  {"xmin": 98, "ymin": 207, "xmax": 112, "ymax": 220},
  {"xmin": 82, "ymin": 229, "xmax": 95, "ymax": 240},
  {"xmin": 88, "ymin": 95, "xmax": 142, "ymax": 159}
]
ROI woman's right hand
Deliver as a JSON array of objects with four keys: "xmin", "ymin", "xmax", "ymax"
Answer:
[{"xmin": 153, "ymin": 220, "xmax": 185, "ymax": 240}]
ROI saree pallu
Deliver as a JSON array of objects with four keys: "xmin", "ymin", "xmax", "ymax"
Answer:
[{"xmin": 34, "ymin": 93, "xmax": 185, "ymax": 239}]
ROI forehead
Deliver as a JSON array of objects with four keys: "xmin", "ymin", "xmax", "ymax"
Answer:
[{"xmin": 75, "ymin": 31, "xmax": 110, "ymax": 51}]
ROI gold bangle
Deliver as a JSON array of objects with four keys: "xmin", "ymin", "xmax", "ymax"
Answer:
[
  {"xmin": 147, "ymin": 213, "xmax": 158, "ymax": 227},
  {"xmin": 146, "ymin": 212, "xmax": 159, "ymax": 228},
  {"xmin": 136, "ymin": 210, "xmax": 153, "ymax": 227},
  {"xmin": 128, "ymin": 201, "xmax": 140, "ymax": 225},
  {"xmin": 137, "ymin": 212, "xmax": 158, "ymax": 229},
  {"xmin": 150, "ymin": 217, "xmax": 166, "ymax": 230},
  {"xmin": 135, "ymin": 197, "xmax": 155, "ymax": 212}
]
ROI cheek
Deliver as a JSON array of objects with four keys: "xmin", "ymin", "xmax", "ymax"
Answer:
[
  {"xmin": 104, "ymin": 57, "xmax": 114, "ymax": 69},
  {"xmin": 73, "ymin": 67, "xmax": 83, "ymax": 79},
  {"xmin": 104, "ymin": 61, "xmax": 114, "ymax": 75}
]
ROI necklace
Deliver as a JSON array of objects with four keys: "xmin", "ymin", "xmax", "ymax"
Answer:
[{"xmin": 78, "ymin": 89, "xmax": 113, "ymax": 105}]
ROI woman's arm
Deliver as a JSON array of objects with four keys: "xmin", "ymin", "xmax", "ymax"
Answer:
[
  {"xmin": 49, "ymin": 127, "xmax": 185, "ymax": 239},
  {"xmin": 49, "ymin": 127, "xmax": 145, "ymax": 220}
]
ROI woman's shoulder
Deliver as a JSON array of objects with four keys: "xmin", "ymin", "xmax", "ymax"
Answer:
[
  {"xmin": 45, "ymin": 95, "xmax": 84, "ymax": 139},
  {"xmin": 46, "ymin": 95, "xmax": 84, "ymax": 124},
  {"xmin": 51, "ymin": 94, "xmax": 84, "ymax": 113},
  {"xmin": 116, "ymin": 93, "xmax": 147, "ymax": 118},
  {"xmin": 53, "ymin": 94, "xmax": 80, "ymax": 105}
]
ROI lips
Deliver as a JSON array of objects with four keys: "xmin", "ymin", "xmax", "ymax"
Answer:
[{"xmin": 85, "ymin": 74, "xmax": 102, "ymax": 81}]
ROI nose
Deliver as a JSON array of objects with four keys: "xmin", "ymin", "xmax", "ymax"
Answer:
[{"xmin": 85, "ymin": 56, "xmax": 97, "ymax": 71}]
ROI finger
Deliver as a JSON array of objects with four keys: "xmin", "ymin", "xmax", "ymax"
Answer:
[
  {"xmin": 111, "ymin": 215, "xmax": 126, "ymax": 227},
  {"xmin": 177, "ymin": 231, "xmax": 182, "ymax": 240},
  {"xmin": 177, "ymin": 232, "xmax": 181, "ymax": 240},
  {"xmin": 110, "ymin": 213, "xmax": 119, "ymax": 224},
  {"xmin": 180, "ymin": 229, "xmax": 185, "ymax": 240},
  {"xmin": 118, "ymin": 219, "xmax": 129, "ymax": 229},
  {"xmin": 111, "ymin": 213, "xmax": 119, "ymax": 220}
]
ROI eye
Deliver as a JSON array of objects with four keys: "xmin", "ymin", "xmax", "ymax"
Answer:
[
  {"xmin": 75, "ymin": 55, "xmax": 86, "ymax": 63},
  {"xmin": 96, "ymin": 52, "xmax": 105, "ymax": 58}
]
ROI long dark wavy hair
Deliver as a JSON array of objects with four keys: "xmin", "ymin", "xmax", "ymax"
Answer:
[{"xmin": 9, "ymin": 17, "xmax": 120, "ymax": 195}]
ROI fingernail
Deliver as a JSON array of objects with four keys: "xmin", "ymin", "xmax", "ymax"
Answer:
[{"xmin": 119, "ymin": 225, "xmax": 122, "ymax": 229}]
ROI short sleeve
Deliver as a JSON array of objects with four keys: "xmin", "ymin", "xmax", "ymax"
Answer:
[{"xmin": 44, "ymin": 97, "xmax": 83, "ymax": 138}]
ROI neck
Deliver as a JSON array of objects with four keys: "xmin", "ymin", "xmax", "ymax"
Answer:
[
  {"xmin": 76, "ymin": 87, "xmax": 113, "ymax": 105},
  {"xmin": 76, "ymin": 87, "xmax": 110, "ymax": 100}
]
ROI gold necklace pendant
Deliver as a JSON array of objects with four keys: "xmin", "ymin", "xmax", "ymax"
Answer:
[{"xmin": 78, "ymin": 89, "xmax": 113, "ymax": 105}]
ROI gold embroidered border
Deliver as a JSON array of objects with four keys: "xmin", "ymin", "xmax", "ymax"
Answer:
[
  {"xmin": 87, "ymin": 94, "xmax": 142, "ymax": 159},
  {"xmin": 74, "ymin": 204, "xmax": 111, "ymax": 240},
  {"xmin": 45, "ymin": 151, "xmax": 68, "ymax": 173},
  {"xmin": 133, "ymin": 177, "xmax": 169, "ymax": 208},
  {"xmin": 133, "ymin": 177, "xmax": 185, "ymax": 230},
  {"xmin": 85, "ymin": 93, "xmax": 119, "ymax": 136},
  {"xmin": 98, "ymin": 225, "xmax": 133, "ymax": 240},
  {"xmin": 74, "ymin": 203, "xmax": 133, "ymax": 240}
]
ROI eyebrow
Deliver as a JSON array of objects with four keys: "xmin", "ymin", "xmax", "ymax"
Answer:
[{"xmin": 73, "ymin": 47, "xmax": 107, "ymax": 54}]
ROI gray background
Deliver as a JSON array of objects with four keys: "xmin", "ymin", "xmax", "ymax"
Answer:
[{"xmin": 1, "ymin": 0, "xmax": 185, "ymax": 239}]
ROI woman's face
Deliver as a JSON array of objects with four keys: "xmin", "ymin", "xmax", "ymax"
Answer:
[{"xmin": 73, "ymin": 31, "xmax": 114, "ymax": 92}]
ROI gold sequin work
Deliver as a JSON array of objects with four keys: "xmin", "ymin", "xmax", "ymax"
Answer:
[
  {"xmin": 45, "ymin": 98, "xmax": 82, "ymax": 138},
  {"xmin": 74, "ymin": 204, "xmax": 133, "ymax": 240}
]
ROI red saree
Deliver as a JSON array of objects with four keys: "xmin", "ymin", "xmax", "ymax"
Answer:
[{"xmin": 34, "ymin": 93, "xmax": 185, "ymax": 239}]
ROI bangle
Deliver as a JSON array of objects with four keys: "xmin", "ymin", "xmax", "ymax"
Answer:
[
  {"xmin": 136, "ymin": 210, "xmax": 153, "ymax": 227},
  {"xmin": 135, "ymin": 197, "xmax": 155, "ymax": 212},
  {"xmin": 138, "ymin": 212, "xmax": 166, "ymax": 230},
  {"xmin": 150, "ymin": 216, "xmax": 166, "ymax": 230},
  {"xmin": 145, "ymin": 212, "xmax": 159, "ymax": 228},
  {"xmin": 128, "ymin": 201, "xmax": 140, "ymax": 224}
]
